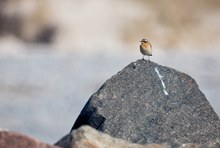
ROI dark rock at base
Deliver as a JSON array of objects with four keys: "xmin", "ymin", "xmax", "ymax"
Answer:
[
  {"xmin": 0, "ymin": 130, "xmax": 59, "ymax": 148},
  {"xmin": 71, "ymin": 59, "xmax": 220, "ymax": 146}
]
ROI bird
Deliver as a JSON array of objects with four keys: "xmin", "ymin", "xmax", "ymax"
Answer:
[{"xmin": 140, "ymin": 39, "xmax": 152, "ymax": 61}]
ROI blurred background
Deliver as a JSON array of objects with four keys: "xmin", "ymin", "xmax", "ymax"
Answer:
[{"xmin": 0, "ymin": 0, "xmax": 219, "ymax": 144}]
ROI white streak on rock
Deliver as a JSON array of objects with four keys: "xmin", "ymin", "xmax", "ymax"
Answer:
[{"xmin": 154, "ymin": 67, "xmax": 169, "ymax": 95}]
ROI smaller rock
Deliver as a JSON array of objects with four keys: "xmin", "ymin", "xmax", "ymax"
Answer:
[
  {"xmin": 55, "ymin": 126, "xmax": 219, "ymax": 148},
  {"xmin": 55, "ymin": 126, "xmax": 145, "ymax": 148},
  {"xmin": 0, "ymin": 130, "xmax": 59, "ymax": 148},
  {"xmin": 55, "ymin": 126, "xmax": 170, "ymax": 148}
]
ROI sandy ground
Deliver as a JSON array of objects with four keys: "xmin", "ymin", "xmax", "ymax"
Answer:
[{"xmin": 0, "ymin": 47, "xmax": 219, "ymax": 144}]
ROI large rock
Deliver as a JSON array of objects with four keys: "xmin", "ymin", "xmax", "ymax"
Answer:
[
  {"xmin": 71, "ymin": 59, "xmax": 220, "ymax": 146},
  {"xmin": 0, "ymin": 130, "xmax": 59, "ymax": 148}
]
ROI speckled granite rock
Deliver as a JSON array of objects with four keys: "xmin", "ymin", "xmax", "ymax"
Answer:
[
  {"xmin": 0, "ymin": 130, "xmax": 59, "ymax": 148},
  {"xmin": 70, "ymin": 59, "xmax": 220, "ymax": 146}
]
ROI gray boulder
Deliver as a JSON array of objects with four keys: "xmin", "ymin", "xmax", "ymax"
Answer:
[{"xmin": 71, "ymin": 59, "xmax": 220, "ymax": 146}]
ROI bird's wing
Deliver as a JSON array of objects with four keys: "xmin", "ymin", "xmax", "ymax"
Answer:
[{"xmin": 149, "ymin": 42, "xmax": 152, "ymax": 49}]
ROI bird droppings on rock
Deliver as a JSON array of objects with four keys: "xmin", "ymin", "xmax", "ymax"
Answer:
[{"xmin": 154, "ymin": 67, "xmax": 169, "ymax": 95}]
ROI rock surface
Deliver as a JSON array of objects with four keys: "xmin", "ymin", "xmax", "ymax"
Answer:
[
  {"xmin": 56, "ymin": 126, "xmax": 206, "ymax": 148},
  {"xmin": 0, "ymin": 130, "xmax": 59, "ymax": 148},
  {"xmin": 71, "ymin": 59, "xmax": 220, "ymax": 146},
  {"xmin": 56, "ymin": 126, "xmax": 147, "ymax": 148}
]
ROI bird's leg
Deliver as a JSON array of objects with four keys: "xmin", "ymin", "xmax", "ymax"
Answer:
[
  {"xmin": 148, "ymin": 56, "xmax": 150, "ymax": 61},
  {"xmin": 142, "ymin": 55, "xmax": 145, "ymax": 60}
]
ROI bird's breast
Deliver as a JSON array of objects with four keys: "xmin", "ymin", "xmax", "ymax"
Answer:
[{"xmin": 140, "ymin": 43, "xmax": 152, "ymax": 56}]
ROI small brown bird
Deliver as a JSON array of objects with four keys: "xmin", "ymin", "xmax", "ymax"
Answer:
[{"xmin": 140, "ymin": 39, "xmax": 152, "ymax": 60}]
